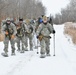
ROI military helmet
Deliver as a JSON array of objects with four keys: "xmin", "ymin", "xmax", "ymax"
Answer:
[
  {"xmin": 6, "ymin": 17, "xmax": 11, "ymax": 24},
  {"xmin": 6, "ymin": 17, "xmax": 11, "ymax": 21},
  {"xmin": 19, "ymin": 17, "xmax": 23, "ymax": 21},
  {"xmin": 26, "ymin": 19, "xmax": 30, "ymax": 24},
  {"xmin": 43, "ymin": 16, "xmax": 47, "ymax": 20},
  {"xmin": 42, "ymin": 16, "xmax": 47, "ymax": 21},
  {"xmin": 43, "ymin": 16, "xmax": 48, "ymax": 23}
]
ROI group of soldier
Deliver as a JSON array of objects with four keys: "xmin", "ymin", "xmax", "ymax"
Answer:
[{"xmin": 1, "ymin": 15, "xmax": 55, "ymax": 58}]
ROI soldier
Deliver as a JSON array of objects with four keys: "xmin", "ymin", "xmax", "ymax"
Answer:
[
  {"xmin": 1, "ymin": 20, "xmax": 6, "ymax": 27},
  {"xmin": 1, "ymin": 18, "xmax": 17, "ymax": 57},
  {"xmin": 16, "ymin": 18, "xmax": 27, "ymax": 53},
  {"xmin": 35, "ymin": 17, "xmax": 43, "ymax": 32},
  {"xmin": 30, "ymin": 19, "xmax": 37, "ymax": 49},
  {"xmin": 36, "ymin": 16, "xmax": 55, "ymax": 58},
  {"xmin": 25, "ymin": 19, "xmax": 33, "ymax": 51},
  {"xmin": 35, "ymin": 17, "xmax": 43, "ymax": 48},
  {"xmin": 10, "ymin": 18, "xmax": 16, "ymax": 25}
]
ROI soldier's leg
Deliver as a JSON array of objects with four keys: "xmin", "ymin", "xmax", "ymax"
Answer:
[
  {"xmin": 33, "ymin": 33, "xmax": 37, "ymax": 49},
  {"xmin": 20, "ymin": 36, "xmax": 25, "ymax": 53},
  {"xmin": 16, "ymin": 37, "xmax": 20, "ymax": 51},
  {"xmin": 25, "ymin": 36, "xmax": 28, "ymax": 47},
  {"xmin": 3, "ymin": 37, "xmax": 9, "ymax": 53},
  {"xmin": 40, "ymin": 38, "xmax": 46, "ymax": 58},
  {"xmin": 10, "ymin": 39, "xmax": 15, "ymax": 55},
  {"xmin": 46, "ymin": 38, "xmax": 50, "ymax": 56},
  {"xmin": 29, "ymin": 35, "xmax": 33, "ymax": 51},
  {"xmin": 24, "ymin": 36, "xmax": 28, "ymax": 51}
]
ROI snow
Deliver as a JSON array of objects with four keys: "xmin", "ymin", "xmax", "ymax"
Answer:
[{"xmin": 0, "ymin": 24, "xmax": 76, "ymax": 75}]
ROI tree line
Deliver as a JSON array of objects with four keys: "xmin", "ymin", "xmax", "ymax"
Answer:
[
  {"xmin": 0, "ymin": 0, "xmax": 46, "ymax": 20},
  {"xmin": 53, "ymin": 0, "xmax": 76, "ymax": 24}
]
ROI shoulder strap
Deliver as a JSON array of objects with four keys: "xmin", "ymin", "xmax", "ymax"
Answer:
[
  {"xmin": 39, "ymin": 23, "xmax": 44, "ymax": 34},
  {"xmin": 40, "ymin": 23, "xmax": 51, "ymax": 33},
  {"xmin": 21, "ymin": 23, "xmax": 26, "ymax": 33}
]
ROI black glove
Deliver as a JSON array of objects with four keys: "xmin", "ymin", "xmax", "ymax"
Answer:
[
  {"xmin": 36, "ymin": 35, "xmax": 39, "ymax": 39},
  {"xmin": 53, "ymin": 30, "xmax": 55, "ymax": 34}
]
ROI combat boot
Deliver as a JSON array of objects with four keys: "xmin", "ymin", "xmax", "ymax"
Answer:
[
  {"xmin": 30, "ymin": 48, "xmax": 33, "ymax": 51},
  {"xmin": 30, "ymin": 47, "xmax": 33, "ymax": 51},
  {"xmin": 25, "ymin": 47, "xmax": 28, "ymax": 51},
  {"xmin": 34, "ymin": 46, "xmax": 38, "ymax": 49},
  {"xmin": 11, "ymin": 53, "xmax": 15, "ymax": 56},
  {"xmin": 40, "ymin": 54, "xmax": 46, "ymax": 58},
  {"xmin": 46, "ymin": 53, "xmax": 51, "ymax": 56},
  {"xmin": 17, "ymin": 48, "xmax": 20, "ymax": 51},
  {"xmin": 11, "ymin": 50, "xmax": 15, "ymax": 56},
  {"xmin": 20, "ymin": 50, "xmax": 24, "ymax": 53},
  {"xmin": 1, "ymin": 52, "xmax": 8, "ymax": 57}
]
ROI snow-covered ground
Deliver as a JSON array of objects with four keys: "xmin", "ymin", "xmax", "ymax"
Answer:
[{"xmin": 0, "ymin": 24, "xmax": 76, "ymax": 75}]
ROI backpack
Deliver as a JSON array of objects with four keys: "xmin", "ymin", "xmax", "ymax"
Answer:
[
  {"xmin": 35, "ymin": 18, "xmax": 43, "ymax": 32},
  {"xmin": 1, "ymin": 20, "xmax": 16, "ymax": 27},
  {"xmin": 38, "ymin": 17, "xmax": 43, "ymax": 25},
  {"xmin": 1, "ymin": 20, "xmax": 6, "ymax": 26}
]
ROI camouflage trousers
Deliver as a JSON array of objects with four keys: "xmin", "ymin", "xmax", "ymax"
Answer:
[
  {"xmin": 25, "ymin": 34, "xmax": 33, "ymax": 50},
  {"xmin": 33, "ymin": 34, "xmax": 37, "ymax": 48},
  {"xmin": 16, "ymin": 36, "xmax": 26, "ymax": 51},
  {"xmin": 3, "ymin": 37, "xmax": 15, "ymax": 53},
  {"xmin": 40, "ymin": 37, "xmax": 50, "ymax": 54}
]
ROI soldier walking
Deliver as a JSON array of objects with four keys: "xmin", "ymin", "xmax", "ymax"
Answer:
[
  {"xmin": 36, "ymin": 16, "xmax": 55, "ymax": 58},
  {"xmin": 25, "ymin": 19, "xmax": 33, "ymax": 51},
  {"xmin": 16, "ymin": 18, "xmax": 27, "ymax": 53},
  {"xmin": 1, "ymin": 18, "xmax": 17, "ymax": 57}
]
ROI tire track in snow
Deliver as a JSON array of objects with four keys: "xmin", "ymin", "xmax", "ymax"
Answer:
[{"xmin": 6, "ymin": 51, "xmax": 35, "ymax": 75}]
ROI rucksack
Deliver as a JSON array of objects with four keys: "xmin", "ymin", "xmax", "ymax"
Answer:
[
  {"xmin": 1, "ymin": 20, "xmax": 6, "ymax": 26},
  {"xmin": 38, "ymin": 17, "xmax": 43, "ymax": 25},
  {"xmin": 1, "ymin": 20, "xmax": 16, "ymax": 27}
]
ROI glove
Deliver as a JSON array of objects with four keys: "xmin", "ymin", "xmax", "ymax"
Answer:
[
  {"xmin": 53, "ymin": 30, "xmax": 55, "ymax": 34},
  {"xmin": 36, "ymin": 35, "xmax": 39, "ymax": 39},
  {"xmin": 36, "ymin": 35, "xmax": 43, "ymax": 41},
  {"xmin": 5, "ymin": 31, "xmax": 8, "ymax": 35},
  {"xmin": 11, "ymin": 35, "xmax": 15, "ymax": 39},
  {"xmin": 17, "ymin": 25, "xmax": 21, "ymax": 29}
]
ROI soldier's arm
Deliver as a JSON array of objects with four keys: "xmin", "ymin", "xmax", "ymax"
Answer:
[
  {"xmin": 29, "ymin": 24, "xmax": 34, "ymax": 33},
  {"xmin": 35, "ymin": 21, "xmax": 39, "ymax": 32},
  {"xmin": 48, "ymin": 23, "xmax": 55, "ymax": 33},
  {"xmin": 24, "ymin": 24, "xmax": 28, "ymax": 33},
  {"xmin": 36, "ymin": 24, "xmax": 43, "ymax": 36},
  {"xmin": 1, "ymin": 24, "xmax": 6, "ymax": 35},
  {"xmin": 12, "ymin": 24, "xmax": 17, "ymax": 35}
]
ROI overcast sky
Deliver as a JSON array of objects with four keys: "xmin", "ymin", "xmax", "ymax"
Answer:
[{"xmin": 41, "ymin": 0, "xmax": 69, "ymax": 16}]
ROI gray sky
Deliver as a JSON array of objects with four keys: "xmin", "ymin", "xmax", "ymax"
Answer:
[{"xmin": 41, "ymin": 0, "xmax": 69, "ymax": 16}]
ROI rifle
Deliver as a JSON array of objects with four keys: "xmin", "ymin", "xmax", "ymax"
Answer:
[
  {"xmin": 5, "ymin": 24, "xmax": 13, "ymax": 40},
  {"xmin": 16, "ymin": 24, "xmax": 25, "ymax": 38}
]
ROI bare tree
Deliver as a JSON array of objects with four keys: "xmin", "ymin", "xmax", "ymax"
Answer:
[
  {"xmin": 53, "ymin": 0, "xmax": 76, "ymax": 24},
  {"xmin": 0, "ymin": 0, "xmax": 46, "ymax": 20}
]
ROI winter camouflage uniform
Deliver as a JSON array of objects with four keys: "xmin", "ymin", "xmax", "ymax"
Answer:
[
  {"xmin": 25, "ymin": 19, "xmax": 33, "ymax": 51},
  {"xmin": 1, "ymin": 18, "xmax": 17, "ymax": 56},
  {"xmin": 16, "ymin": 21, "xmax": 27, "ymax": 53},
  {"xmin": 1, "ymin": 20, "xmax": 6, "ymax": 27},
  {"xmin": 36, "ymin": 16, "xmax": 55, "ymax": 58},
  {"xmin": 30, "ymin": 20, "xmax": 38, "ymax": 49},
  {"xmin": 35, "ymin": 17, "xmax": 43, "ymax": 48}
]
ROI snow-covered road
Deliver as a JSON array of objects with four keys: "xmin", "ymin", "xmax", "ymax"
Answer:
[{"xmin": 0, "ymin": 24, "xmax": 76, "ymax": 75}]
